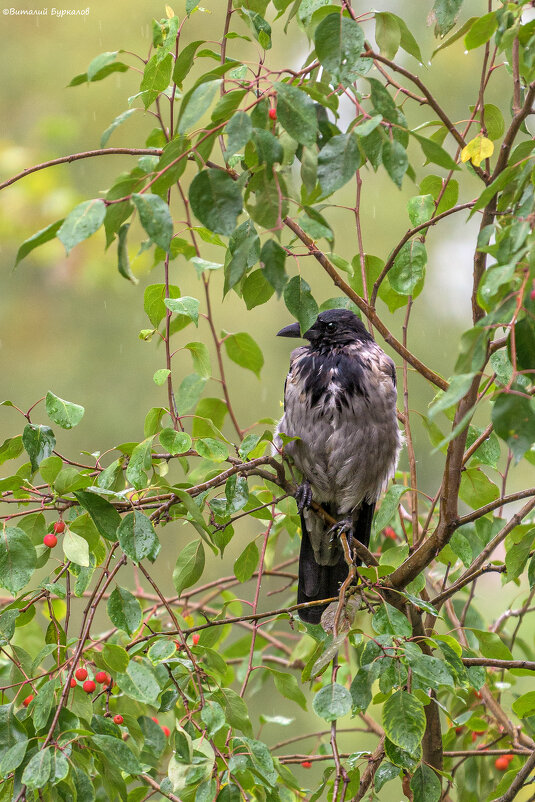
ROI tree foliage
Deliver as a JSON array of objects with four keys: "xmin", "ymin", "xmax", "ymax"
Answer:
[{"xmin": 1, "ymin": 1, "xmax": 535, "ymax": 800}]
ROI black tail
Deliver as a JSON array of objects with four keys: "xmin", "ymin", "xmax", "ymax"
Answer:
[{"xmin": 297, "ymin": 501, "xmax": 375, "ymax": 625}]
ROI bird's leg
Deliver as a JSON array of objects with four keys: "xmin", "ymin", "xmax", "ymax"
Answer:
[
  {"xmin": 328, "ymin": 518, "xmax": 353, "ymax": 548},
  {"xmin": 295, "ymin": 479, "xmax": 312, "ymax": 513}
]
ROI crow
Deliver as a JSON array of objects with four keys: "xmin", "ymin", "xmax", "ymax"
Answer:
[{"xmin": 275, "ymin": 309, "xmax": 402, "ymax": 624}]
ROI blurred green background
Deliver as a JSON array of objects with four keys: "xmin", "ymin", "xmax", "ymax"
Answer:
[{"xmin": 1, "ymin": 0, "xmax": 535, "ymax": 787}]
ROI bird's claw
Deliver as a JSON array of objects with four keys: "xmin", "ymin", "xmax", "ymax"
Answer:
[
  {"xmin": 328, "ymin": 518, "xmax": 353, "ymax": 546},
  {"xmin": 295, "ymin": 480, "xmax": 312, "ymax": 513}
]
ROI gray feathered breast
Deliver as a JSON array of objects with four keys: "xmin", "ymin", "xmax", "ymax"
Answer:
[{"xmin": 276, "ymin": 339, "xmax": 402, "ymax": 516}]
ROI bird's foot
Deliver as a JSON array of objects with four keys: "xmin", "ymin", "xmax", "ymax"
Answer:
[
  {"xmin": 295, "ymin": 480, "xmax": 312, "ymax": 513},
  {"xmin": 328, "ymin": 517, "xmax": 353, "ymax": 546}
]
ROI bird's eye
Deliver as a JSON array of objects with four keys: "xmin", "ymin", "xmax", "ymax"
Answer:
[{"xmin": 326, "ymin": 321, "xmax": 336, "ymax": 331}]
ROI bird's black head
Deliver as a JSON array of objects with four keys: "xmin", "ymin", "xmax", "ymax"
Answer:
[{"xmin": 277, "ymin": 309, "xmax": 372, "ymax": 348}]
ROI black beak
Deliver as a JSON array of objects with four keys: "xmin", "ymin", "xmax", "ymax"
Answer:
[{"xmin": 276, "ymin": 322, "xmax": 302, "ymax": 338}]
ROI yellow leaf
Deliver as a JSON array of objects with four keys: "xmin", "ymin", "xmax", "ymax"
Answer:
[
  {"xmin": 165, "ymin": 5, "xmax": 174, "ymax": 17},
  {"xmin": 461, "ymin": 135, "xmax": 494, "ymax": 167}
]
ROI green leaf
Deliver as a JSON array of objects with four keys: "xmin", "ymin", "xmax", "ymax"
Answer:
[
  {"xmin": 63, "ymin": 529, "xmax": 90, "ymax": 567},
  {"xmin": 21, "ymin": 747, "xmax": 52, "ymax": 789},
  {"xmin": 87, "ymin": 51, "xmax": 127, "ymax": 81},
  {"xmin": 420, "ymin": 174, "xmax": 459, "ymax": 214},
  {"xmin": 0, "ymin": 527, "xmax": 37, "ymax": 594},
  {"xmin": 140, "ymin": 52, "xmax": 173, "ymax": 108},
  {"xmin": 317, "ymin": 133, "xmax": 361, "ymax": 196},
  {"xmin": 243, "ymin": 9, "xmax": 272, "ymax": 48},
  {"xmin": 242, "ymin": 269, "xmax": 275, "ymax": 309},
  {"xmin": 45, "ymin": 391, "xmax": 84, "ymax": 430},
  {"xmin": 0, "ymin": 435, "xmax": 24, "ymax": 465},
  {"xmin": 382, "ymin": 140, "xmax": 408, "ymax": 188},
  {"xmin": 92, "ymin": 734, "xmax": 143, "ymax": 775},
  {"xmin": 383, "ymin": 691, "xmax": 426, "ymax": 754},
  {"xmin": 407, "ymin": 195, "xmax": 435, "ymax": 226},
  {"xmin": 505, "ymin": 527, "xmax": 535, "ymax": 583},
  {"xmin": 185, "ymin": 342, "xmax": 211, "ymax": 378},
  {"xmin": 57, "ymin": 199, "xmax": 106, "ymax": 254},
  {"xmin": 271, "ymin": 670, "xmax": 307, "ymax": 710},
  {"xmin": 405, "ymin": 653, "xmax": 455, "ymax": 690},
  {"xmin": 283, "ymin": 275, "xmax": 319, "ymax": 335},
  {"xmin": 116, "ymin": 222, "xmax": 138, "ymax": 284},
  {"xmin": 234, "ymin": 541, "xmax": 259, "ymax": 583},
  {"xmin": 389, "ymin": 240, "xmax": 427, "ymax": 294},
  {"xmin": 0, "ymin": 740, "xmax": 28, "ymax": 775},
  {"xmin": 492, "ymin": 389, "xmax": 535, "ymax": 463},
  {"xmin": 32, "ymin": 678, "xmax": 57, "ymax": 731},
  {"xmin": 125, "ymin": 436, "xmax": 154, "ymax": 490},
  {"xmin": 144, "ymin": 283, "xmax": 180, "ymax": 327},
  {"xmin": 153, "ymin": 368, "xmax": 171, "ymax": 386},
  {"xmin": 512, "ymin": 691, "xmax": 535, "ymax": 719},
  {"xmin": 15, "ymin": 220, "xmax": 64, "ymax": 267},
  {"xmin": 22, "ymin": 424, "xmax": 56, "ymax": 472},
  {"xmin": 225, "ymin": 111, "xmax": 253, "ymax": 161},
  {"xmin": 472, "ymin": 629, "xmax": 513, "ymax": 660},
  {"xmin": 223, "ymin": 331, "xmax": 264, "ymax": 378},
  {"xmin": 372, "ymin": 602, "xmax": 412, "ymax": 638},
  {"xmin": 260, "ymin": 239, "xmax": 287, "ymax": 297},
  {"xmin": 102, "ymin": 643, "xmax": 129, "ymax": 673},
  {"xmin": 117, "ymin": 511, "xmax": 160, "ymax": 563},
  {"xmin": 431, "ymin": 0, "xmax": 464, "ymax": 37},
  {"xmin": 432, "ymin": 16, "xmax": 477, "ymax": 56},
  {"xmin": 410, "ymin": 764, "xmax": 441, "ymax": 802},
  {"xmin": 173, "ymin": 39, "xmax": 204, "ymax": 85},
  {"xmin": 375, "ymin": 12, "xmax": 401, "ymax": 59},
  {"xmin": 428, "ymin": 373, "xmax": 474, "ymax": 419},
  {"xmin": 173, "ymin": 540, "xmax": 205, "ymax": 596},
  {"xmin": 412, "ymin": 132, "xmax": 459, "ymax": 171},
  {"xmin": 459, "ymin": 468, "xmax": 499, "ymax": 509},
  {"xmin": 465, "ymin": 12, "xmax": 497, "ymax": 50},
  {"xmin": 164, "ymin": 296, "xmax": 200, "ymax": 326},
  {"xmin": 107, "ymin": 585, "xmax": 143, "ymax": 635},
  {"xmin": 148, "ymin": 638, "xmax": 177, "ymax": 665},
  {"xmin": 313, "ymin": 683, "xmax": 352, "ymax": 721},
  {"xmin": 189, "ymin": 170, "xmax": 243, "ymax": 235},
  {"xmin": 196, "ymin": 438, "xmax": 228, "ymax": 462},
  {"xmin": 314, "ymin": 14, "xmax": 370, "ymax": 85},
  {"xmin": 73, "ymin": 490, "xmax": 121, "ymax": 541},
  {"xmin": 160, "ymin": 428, "xmax": 192, "ymax": 455},
  {"xmin": 100, "ymin": 108, "xmax": 137, "ymax": 147},
  {"xmin": 274, "ymin": 82, "xmax": 318, "ymax": 147},
  {"xmin": 176, "ymin": 373, "xmax": 207, "ymax": 415},
  {"xmin": 178, "ymin": 78, "xmax": 222, "ymax": 134},
  {"xmin": 132, "ymin": 193, "xmax": 173, "ymax": 251}
]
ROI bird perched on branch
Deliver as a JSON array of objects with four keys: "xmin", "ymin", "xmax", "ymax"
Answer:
[{"xmin": 275, "ymin": 309, "xmax": 402, "ymax": 624}]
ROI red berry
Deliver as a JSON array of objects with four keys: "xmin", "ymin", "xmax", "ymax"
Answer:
[
  {"xmin": 22, "ymin": 694, "xmax": 34, "ymax": 707},
  {"xmin": 70, "ymin": 678, "xmax": 77, "ymax": 688},
  {"xmin": 495, "ymin": 756, "xmax": 510, "ymax": 771},
  {"xmin": 192, "ymin": 633, "xmax": 200, "ymax": 645},
  {"xmin": 530, "ymin": 288, "xmax": 535, "ymax": 301},
  {"xmin": 54, "ymin": 521, "xmax": 65, "ymax": 534},
  {"xmin": 162, "ymin": 725, "xmax": 171, "ymax": 737},
  {"xmin": 384, "ymin": 527, "xmax": 397, "ymax": 540},
  {"xmin": 301, "ymin": 761, "xmax": 312, "ymax": 768},
  {"xmin": 95, "ymin": 671, "xmax": 108, "ymax": 684},
  {"xmin": 151, "ymin": 716, "xmax": 159, "ymax": 724},
  {"xmin": 455, "ymin": 726, "xmax": 463, "ymax": 735},
  {"xmin": 504, "ymin": 753, "xmax": 514, "ymax": 763},
  {"xmin": 83, "ymin": 680, "xmax": 96, "ymax": 693},
  {"xmin": 75, "ymin": 667, "xmax": 88, "ymax": 681},
  {"xmin": 43, "ymin": 534, "xmax": 57, "ymax": 548},
  {"xmin": 113, "ymin": 714, "xmax": 124, "ymax": 725},
  {"xmin": 268, "ymin": 108, "xmax": 277, "ymax": 120}
]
